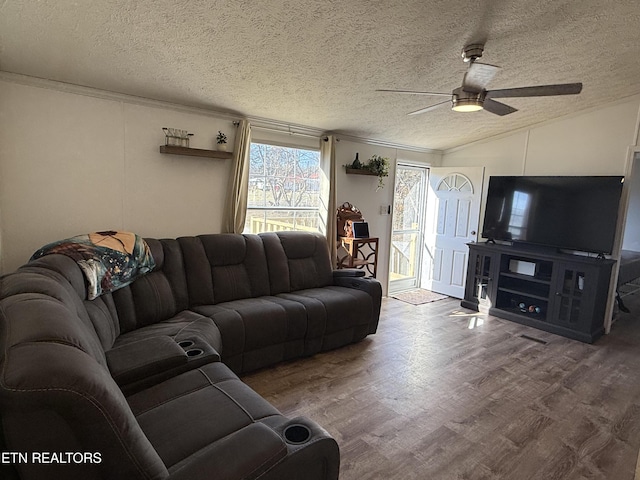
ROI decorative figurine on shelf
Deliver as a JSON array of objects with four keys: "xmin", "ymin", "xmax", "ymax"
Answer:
[
  {"xmin": 336, "ymin": 202, "xmax": 365, "ymax": 239},
  {"xmin": 216, "ymin": 131, "xmax": 228, "ymax": 151}
]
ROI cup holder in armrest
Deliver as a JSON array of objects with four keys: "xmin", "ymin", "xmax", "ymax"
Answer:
[
  {"xmin": 175, "ymin": 336, "xmax": 221, "ymax": 363},
  {"xmin": 185, "ymin": 348, "xmax": 204, "ymax": 357},
  {"xmin": 283, "ymin": 424, "xmax": 312, "ymax": 445}
]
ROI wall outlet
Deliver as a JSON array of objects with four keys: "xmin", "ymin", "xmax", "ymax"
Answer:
[{"xmin": 379, "ymin": 205, "xmax": 391, "ymax": 215}]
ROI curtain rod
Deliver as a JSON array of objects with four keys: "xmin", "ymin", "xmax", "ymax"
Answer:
[{"xmin": 246, "ymin": 123, "xmax": 331, "ymax": 141}]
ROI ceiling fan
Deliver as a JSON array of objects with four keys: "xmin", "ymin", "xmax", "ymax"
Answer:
[{"xmin": 377, "ymin": 44, "xmax": 582, "ymax": 116}]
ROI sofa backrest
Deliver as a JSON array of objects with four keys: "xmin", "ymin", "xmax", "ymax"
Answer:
[
  {"xmin": 112, "ymin": 238, "xmax": 189, "ymax": 334},
  {"xmin": 179, "ymin": 234, "xmax": 272, "ymax": 306},
  {"xmin": 13, "ymin": 232, "xmax": 335, "ymax": 345},
  {"xmin": 261, "ymin": 231, "xmax": 333, "ymax": 294},
  {"xmin": 4, "ymin": 255, "xmax": 116, "ymax": 357},
  {"xmin": 0, "ymin": 279, "xmax": 169, "ymax": 480},
  {"xmin": 13, "ymin": 254, "xmax": 124, "ymax": 351}
]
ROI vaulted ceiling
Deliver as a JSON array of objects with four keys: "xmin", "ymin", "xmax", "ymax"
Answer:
[{"xmin": 1, "ymin": 0, "xmax": 639, "ymax": 150}]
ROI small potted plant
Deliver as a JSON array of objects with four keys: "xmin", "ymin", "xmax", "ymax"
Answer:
[
  {"xmin": 367, "ymin": 155, "xmax": 390, "ymax": 190},
  {"xmin": 216, "ymin": 131, "xmax": 228, "ymax": 151}
]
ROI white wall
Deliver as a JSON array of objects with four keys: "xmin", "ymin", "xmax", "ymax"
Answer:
[
  {"xmin": 335, "ymin": 140, "xmax": 441, "ymax": 295},
  {"xmin": 444, "ymin": 97, "xmax": 640, "ymax": 175},
  {"xmin": 0, "ymin": 77, "xmax": 439, "ymax": 295},
  {"xmin": 0, "ymin": 79, "xmax": 235, "ymax": 273},
  {"xmin": 622, "ymin": 152, "xmax": 640, "ymax": 251}
]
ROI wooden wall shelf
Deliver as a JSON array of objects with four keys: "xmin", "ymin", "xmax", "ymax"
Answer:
[
  {"xmin": 345, "ymin": 168, "xmax": 376, "ymax": 176},
  {"xmin": 160, "ymin": 145, "xmax": 233, "ymax": 159}
]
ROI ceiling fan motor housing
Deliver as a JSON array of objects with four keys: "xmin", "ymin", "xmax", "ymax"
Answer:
[
  {"xmin": 461, "ymin": 43, "xmax": 484, "ymax": 62},
  {"xmin": 452, "ymin": 87, "xmax": 485, "ymax": 111}
]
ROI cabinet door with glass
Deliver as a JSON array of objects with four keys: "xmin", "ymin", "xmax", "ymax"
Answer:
[
  {"xmin": 462, "ymin": 245, "xmax": 498, "ymax": 310},
  {"xmin": 549, "ymin": 263, "xmax": 598, "ymax": 333}
]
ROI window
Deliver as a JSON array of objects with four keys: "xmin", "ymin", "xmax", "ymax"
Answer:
[
  {"xmin": 245, "ymin": 142, "xmax": 321, "ymax": 234},
  {"xmin": 507, "ymin": 190, "xmax": 531, "ymax": 238}
]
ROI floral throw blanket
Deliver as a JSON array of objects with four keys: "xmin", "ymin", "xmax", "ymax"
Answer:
[{"xmin": 30, "ymin": 231, "xmax": 155, "ymax": 300}]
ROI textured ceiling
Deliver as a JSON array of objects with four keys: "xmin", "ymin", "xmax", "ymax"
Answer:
[{"xmin": 1, "ymin": 0, "xmax": 639, "ymax": 151}]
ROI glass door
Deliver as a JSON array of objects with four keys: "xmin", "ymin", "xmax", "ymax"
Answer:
[{"xmin": 389, "ymin": 164, "xmax": 428, "ymax": 294}]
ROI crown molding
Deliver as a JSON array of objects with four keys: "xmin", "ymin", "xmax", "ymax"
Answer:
[
  {"xmin": 0, "ymin": 71, "xmax": 241, "ymax": 120},
  {"xmin": 0, "ymin": 70, "xmax": 441, "ymax": 155}
]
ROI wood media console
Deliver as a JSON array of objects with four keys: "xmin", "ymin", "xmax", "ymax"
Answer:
[{"xmin": 461, "ymin": 242, "xmax": 615, "ymax": 343}]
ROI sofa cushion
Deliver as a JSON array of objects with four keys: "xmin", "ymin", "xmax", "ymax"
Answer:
[
  {"xmin": 110, "ymin": 310, "xmax": 223, "ymax": 393},
  {"xmin": 179, "ymin": 235, "xmax": 272, "ymax": 307},
  {"xmin": 16, "ymin": 255, "xmax": 123, "ymax": 350},
  {"xmin": 8, "ymin": 262, "xmax": 94, "ymax": 331},
  {"xmin": 84, "ymin": 293, "xmax": 121, "ymax": 349},
  {"xmin": 0, "ymin": 303, "xmax": 169, "ymax": 480},
  {"xmin": 112, "ymin": 238, "xmax": 189, "ymax": 333},
  {"xmin": 106, "ymin": 335, "xmax": 190, "ymax": 385},
  {"xmin": 201, "ymin": 234, "xmax": 272, "ymax": 301},
  {"xmin": 113, "ymin": 310, "xmax": 222, "ymax": 349},
  {"xmin": 0, "ymin": 294, "xmax": 107, "ymax": 368},
  {"xmin": 127, "ymin": 362, "xmax": 285, "ymax": 471},
  {"xmin": 280, "ymin": 285, "xmax": 373, "ymax": 351},
  {"xmin": 260, "ymin": 231, "xmax": 334, "ymax": 294},
  {"xmin": 22, "ymin": 254, "xmax": 88, "ymax": 299},
  {"xmin": 192, "ymin": 297, "xmax": 307, "ymax": 374},
  {"xmin": 167, "ymin": 422, "xmax": 287, "ymax": 480}
]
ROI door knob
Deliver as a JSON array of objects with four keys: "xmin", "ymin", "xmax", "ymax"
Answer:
[{"xmin": 471, "ymin": 230, "xmax": 477, "ymax": 235}]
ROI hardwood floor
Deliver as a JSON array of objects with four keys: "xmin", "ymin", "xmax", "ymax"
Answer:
[{"xmin": 242, "ymin": 294, "xmax": 640, "ymax": 479}]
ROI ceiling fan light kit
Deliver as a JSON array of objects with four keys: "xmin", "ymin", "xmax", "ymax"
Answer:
[
  {"xmin": 378, "ymin": 43, "xmax": 583, "ymax": 117},
  {"xmin": 452, "ymin": 101, "xmax": 484, "ymax": 112},
  {"xmin": 451, "ymin": 88, "xmax": 485, "ymax": 112}
]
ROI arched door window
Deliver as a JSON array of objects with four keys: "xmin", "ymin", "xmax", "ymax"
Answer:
[{"xmin": 436, "ymin": 173, "xmax": 473, "ymax": 193}]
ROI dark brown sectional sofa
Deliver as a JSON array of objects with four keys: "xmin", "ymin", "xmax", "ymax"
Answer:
[{"xmin": 0, "ymin": 231, "xmax": 382, "ymax": 480}]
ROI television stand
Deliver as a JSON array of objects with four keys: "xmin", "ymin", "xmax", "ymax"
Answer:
[{"xmin": 461, "ymin": 242, "xmax": 615, "ymax": 343}]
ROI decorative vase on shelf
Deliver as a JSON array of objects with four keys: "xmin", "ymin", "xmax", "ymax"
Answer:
[
  {"xmin": 351, "ymin": 152, "xmax": 361, "ymax": 169},
  {"xmin": 217, "ymin": 143, "xmax": 228, "ymax": 152}
]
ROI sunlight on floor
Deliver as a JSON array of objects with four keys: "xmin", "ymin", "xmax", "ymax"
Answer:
[
  {"xmin": 446, "ymin": 309, "xmax": 487, "ymax": 329},
  {"xmin": 468, "ymin": 317, "xmax": 484, "ymax": 329},
  {"xmin": 448, "ymin": 309, "xmax": 486, "ymax": 318}
]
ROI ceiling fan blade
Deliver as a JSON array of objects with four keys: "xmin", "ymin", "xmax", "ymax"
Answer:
[
  {"xmin": 483, "ymin": 98, "xmax": 517, "ymax": 116},
  {"xmin": 376, "ymin": 89, "xmax": 452, "ymax": 97},
  {"xmin": 408, "ymin": 99, "xmax": 451, "ymax": 116},
  {"xmin": 462, "ymin": 62, "xmax": 500, "ymax": 92},
  {"xmin": 486, "ymin": 83, "xmax": 583, "ymax": 98}
]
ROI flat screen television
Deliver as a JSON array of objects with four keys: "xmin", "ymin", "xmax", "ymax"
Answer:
[{"xmin": 482, "ymin": 175, "xmax": 624, "ymax": 254}]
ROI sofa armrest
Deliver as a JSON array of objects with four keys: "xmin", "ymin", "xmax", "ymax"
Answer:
[
  {"xmin": 332, "ymin": 268, "xmax": 365, "ymax": 278},
  {"xmin": 107, "ymin": 336, "xmax": 189, "ymax": 385},
  {"xmin": 333, "ymin": 275, "xmax": 380, "ymax": 294},
  {"xmin": 333, "ymin": 276, "xmax": 382, "ymax": 334}
]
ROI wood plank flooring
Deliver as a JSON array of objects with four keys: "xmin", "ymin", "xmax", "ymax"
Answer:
[{"xmin": 242, "ymin": 294, "xmax": 640, "ymax": 479}]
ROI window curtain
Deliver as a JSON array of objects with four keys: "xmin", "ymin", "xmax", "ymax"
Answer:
[
  {"xmin": 319, "ymin": 135, "xmax": 338, "ymax": 267},
  {"xmin": 222, "ymin": 119, "xmax": 252, "ymax": 233}
]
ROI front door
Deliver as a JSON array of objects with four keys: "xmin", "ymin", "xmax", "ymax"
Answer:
[
  {"xmin": 389, "ymin": 164, "xmax": 428, "ymax": 294},
  {"xmin": 422, "ymin": 167, "xmax": 484, "ymax": 298}
]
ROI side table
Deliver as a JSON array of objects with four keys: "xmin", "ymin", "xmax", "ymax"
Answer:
[{"xmin": 337, "ymin": 237, "xmax": 379, "ymax": 278}]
